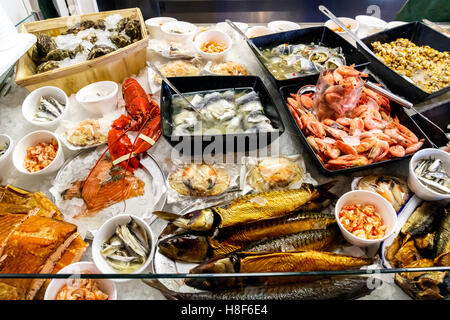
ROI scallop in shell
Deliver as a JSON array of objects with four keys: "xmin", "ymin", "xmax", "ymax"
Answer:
[
  {"xmin": 247, "ymin": 157, "xmax": 304, "ymax": 192},
  {"xmin": 169, "ymin": 163, "xmax": 231, "ymax": 197}
]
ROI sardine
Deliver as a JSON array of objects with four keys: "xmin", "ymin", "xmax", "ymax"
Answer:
[
  {"xmin": 144, "ymin": 276, "xmax": 376, "ymax": 300},
  {"xmin": 158, "ymin": 214, "xmax": 337, "ymax": 263},
  {"xmin": 153, "ymin": 183, "xmax": 334, "ymax": 232},
  {"xmin": 187, "ymin": 251, "xmax": 373, "ymax": 290},
  {"xmin": 401, "ymin": 202, "xmax": 443, "ymax": 237},
  {"xmin": 434, "ymin": 207, "xmax": 450, "ymax": 266}
]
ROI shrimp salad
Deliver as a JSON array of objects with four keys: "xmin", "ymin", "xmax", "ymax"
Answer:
[{"xmin": 338, "ymin": 203, "xmax": 386, "ymax": 239}]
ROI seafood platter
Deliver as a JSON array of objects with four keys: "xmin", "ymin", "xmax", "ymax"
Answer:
[{"xmin": 0, "ymin": 6, "xmax": 449, "ymax": 301}]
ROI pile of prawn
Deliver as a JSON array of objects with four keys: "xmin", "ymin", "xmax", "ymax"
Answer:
[{"xmin": 286, "ymin": 65, "xmax": 425, "ymax": 170}]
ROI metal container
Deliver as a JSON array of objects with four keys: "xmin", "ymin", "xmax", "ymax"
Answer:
[
  {"xmin": 248, "ymin": 26, "xmax": 370, "ymax": 88},
  {"xmin": 278, "ymin": 75, "xmax": 434, "ymax": 175},
  {"xmin": 358, "ymin": 22, "xmax": 450, "ymax": 103},
  {"xmin": 160, "ymin": 75, "xmax": 285, "ymax": 155}
]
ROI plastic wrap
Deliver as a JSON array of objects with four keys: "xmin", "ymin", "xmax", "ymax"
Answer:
[
  {"xmin": 240, "ymin": 155, "xmax": 317, "ymax": 194},
  {"xmin": 163, "ymin": 158, "xmax": 242, "ymax": 212},
  {"xmin": 351, "ymin": 175, "xmax": 412, "ymax": 212}
]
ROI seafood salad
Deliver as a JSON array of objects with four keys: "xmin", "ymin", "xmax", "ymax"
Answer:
[
  {"xmin": 31, "ymin": 14, "xmax": 142, "ymax": 73},
  {"xmin": 372, "ymin": 39, "xmax": 449, "ymax": 93},
  {"xmin": 24, "ymin": 139, "xmax": 58, "ymax": 173},
  {"xmin": 355, "ymin": 175, "xmax": 411, "ymax": 212},
  {"xmin": 154, "ymin": 60, "xmax": 201, "ymax": 84},
  {"xmin": 56, "ymin": 273, "xmax": 109, "ymax": 300},
  {"xmin": 246, "ymin": 156, "xmax": 304, "ymax": 192},
  {"xmin": 101, "ymin": 218, "xmax": 151, "ymax": 273},
  {"xmin": 208, "ymin": 61, "xmax": 248, "ymax": 76},
  {"xmin": 286, "ymin": 65, "xmax": 425, "ymax": 170},
  {"xmin": 261, "ymin": 43, "xmax": 345, "ymax": 80},
  {"xmin": 171, "ymin": 88, "xmax": 276, "ymax": 135},
  {"xmin": 34, "ymin": 96, "xmax": 66, "ymax": 122},
  {"xmin": 168, "ymin": 163, "xmax": 231, "ymax": 197},
  {"xmin": 64, "ymin": 119, "xmax": 109, "ymax": 147},
  {"xmin": 414, "ymin": 157, "xmax": 450, "ymax": 194},
  {"xmin": 385, "ymin": 202, "xmax": 450, "ymax": 300},
  {"xmin": 338, "ymin": 203, "xmax": 386, "ymax": 240}
]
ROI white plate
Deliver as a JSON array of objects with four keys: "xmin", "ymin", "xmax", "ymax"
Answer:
[{"xmin": 50, "ymin": 148, "xmax": 167, "ymax": 239}]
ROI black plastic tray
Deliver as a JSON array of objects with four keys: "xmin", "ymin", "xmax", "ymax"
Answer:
[
  {"xmin": 248, "ymin": 26, "xmax": 371, "ymax": 88},
  {"xmin": 411, "ymin": 102, "xmax": 450, "ymax": 148},
  {"xmin": 358, "ymin": 22, "xmax": 450, "ymax": 103},
  {"xmin": 278, "ymin": 75, "xmax": 434, "ymax": 175},
  {"xmin": 160, "ymin": 76, "xmax": 285, "ymax": 155}
]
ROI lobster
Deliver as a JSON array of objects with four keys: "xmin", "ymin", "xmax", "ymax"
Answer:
[{"xmin": 107, "ymin": 78, "xmax": 162, "ymax": 173}]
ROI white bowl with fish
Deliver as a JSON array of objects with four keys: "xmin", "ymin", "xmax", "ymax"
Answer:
[
  {"xmin": 161, "ymin": 21, "xmax": 198, "ymax": 43},
  {"xmin": 76, "ymin": 81, "xmax": 119, "ymax": 115},
  {"xmin": 408, "ymin": 148, "xmax": 450, "ymax": 201},
  {"xmin": 92, "ymin": 214, "xmax": 155, "ymax": 283},
  {"xmin": 325, "ymin": 17, "xmax": 359, "ymax": 42},
  {"xmin": 268, "ymin": 20, "xmax": 301, "ymax": 33},
  {"xmin": 145, "ymin": 17, "xmax": 177, "ymax": 38},
  {"xmin": 0, "ymin": 134, "xmax": 13, "ymax": 173},
  {"xmin": 22, "ymin": 86, "xmax": 68, "ymax": 129},
  {"xmin": 193, "ymin": 29, "xmax": 233, "ymax": 61},
  {"xmin": 44, "ymin": 262, "xmax": 117, "ymax": 300}
]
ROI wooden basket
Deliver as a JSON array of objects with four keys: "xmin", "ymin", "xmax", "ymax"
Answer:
[{"xmin": 15, "ymin": 8, "xmax": 148, "ymax": 95}]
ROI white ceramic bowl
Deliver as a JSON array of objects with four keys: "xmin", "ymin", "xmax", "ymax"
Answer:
[
  {"xmin": 408, "ymin": 148, "xmax": 450, "ymax": 201},
  {"xmin": 22, "ymin": 86, "xmax": 69, "ymax": 129},
  {"xmin": 161, "ymin": 21, "xmax": 197, "ymax": 43},
  {"xmin": 268, "ymin": 20, "xmax": 301, "ymax": 33},
  {"xmin": 12, "ymin": 130, "xmax": 64, "ymax": 176},
  {"xmin": 385, "ymin": 21, "xmax": 408, "ymax": 30},
  {"xmin": 216, "ymin": 21, "xmax": 248, "ymax": 39},
  {"xmin": 76, "ymin": 81, "xmax": 119, "ymax": 115},
  {"xmin": 335, "ymin": 190, "xmax": 397, "ymax": 247},
  {"xmin": 0, "ymin": 134, "xmax": 13, "ymax": 172},
  {"xmin": 245, "ymin": 26, "xmax": 273, "ymax": 39},
  {"xmin": 92, "ymin": 214, "xmax": 155, "ymax": 283},
  {"xmin": 325, "ymin": 17, "xmax": 359, "ymax": 43},
  {"xmin": 145, "ymin": 17, "xmax": 177, "ymax": 38},
  {"xmin": 355, "ymin": 15, "xmax": 387, "ymax": 37},
  {"xmin": 193, "ymin": 29, "xmax": 233, "ymax": 61},
  {"xmin": 44, "ymin": 262, "xmax": 117, "ymax": 300}
]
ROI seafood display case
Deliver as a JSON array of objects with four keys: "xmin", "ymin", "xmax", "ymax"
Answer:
[
  {"xmin": 248, "ymin": 26, "xmax": 370, "ymax": 88},
  {"xmin": 358, "ymin": 22, "xmax": 450, "ymax": 103},
  {"xmin": 1, "ymin": 8, "xmax": 449, "ymax": 301}
]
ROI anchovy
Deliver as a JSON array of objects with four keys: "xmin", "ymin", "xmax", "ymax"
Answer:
[{"xmin": 144, "ymin": 276, "xmax": 376, "ymax": 300}]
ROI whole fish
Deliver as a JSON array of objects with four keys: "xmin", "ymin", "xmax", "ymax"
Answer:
[
  {"xmin": 243, "ymin": 227, "xmax": 338, "ymax": 253},
  {"xmin": 401, "ymin": 202, "xmax": 443, "ymax": 237},
  {"xmin": 434, "ymin": 207, "xmax": 450, "ymax": 266},
  {"xmin": 153, "ymin": 182, "xmax": 334, "ymax": 232},
  {"xmin": 158, "ymin": 215, "xmax": 337, "ymax": 263},
  {"xmin": 144, "ymin": 276, "xmax": 376, "ymax": 300},
  {"xmin": 187, "ymin": 251, "xmax": 373, "ymax": 290}
]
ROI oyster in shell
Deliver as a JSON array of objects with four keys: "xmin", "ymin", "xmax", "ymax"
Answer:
[
  {"xmin": 36, "ymin": 33, "xmax": 56, "ymax": 57},
  {"xmin": 46, "ymin": 49, "xmax": 71, "ymax": 61},
  {"xmin": 110, "ymin": 34, "xmax": 131, "ymax": 48},
  {"xmin": 36, "ymin": 61, "xmax": 59, "ymax": 73},
  {"xmin": 116, "ymin": 17, "xmax": 130, "ymax": 32},
  {"xmin": 125, "ymin": 19, "xmax": 141, "ymax": 41},
  {"xmin": 87, "ymin": 45, "xmax": 115, "ymax": 60}
]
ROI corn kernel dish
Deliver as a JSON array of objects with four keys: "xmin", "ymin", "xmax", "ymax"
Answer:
[{"xmin": 371, "ymin": 38, "xmax": 449, "ymax": 93}]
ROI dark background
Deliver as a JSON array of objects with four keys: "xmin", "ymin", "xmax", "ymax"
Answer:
[{"xmin": 96, "ymin": 0, "xmax": 407, "ymax": 23}]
